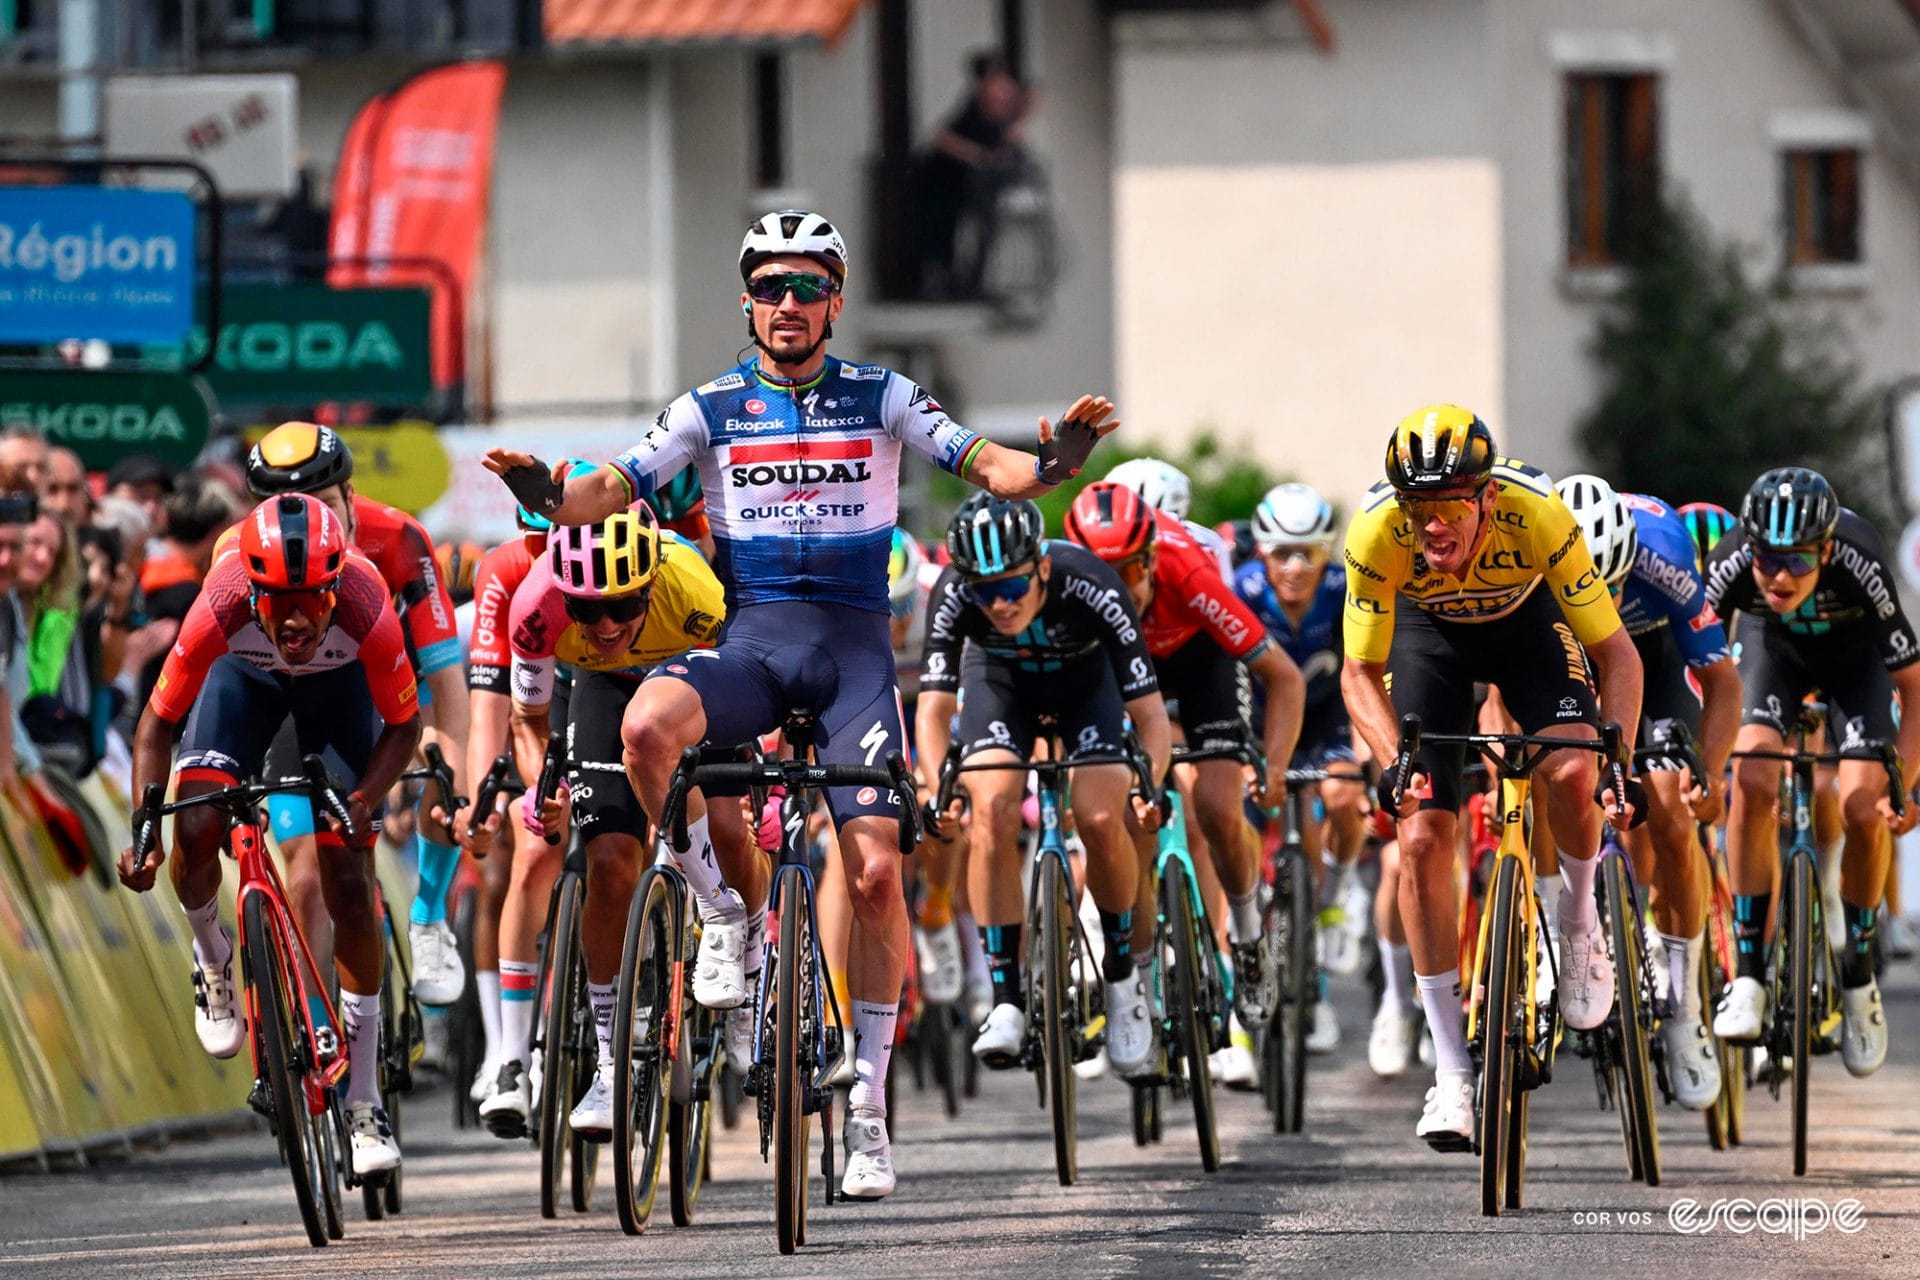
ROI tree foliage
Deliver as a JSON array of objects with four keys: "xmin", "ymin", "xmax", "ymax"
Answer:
[{"xmin": 1577, "ymin": 196, "xmax": 1892, "ymax": 530}]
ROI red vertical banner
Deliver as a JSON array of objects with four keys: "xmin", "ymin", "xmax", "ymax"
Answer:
[{"xmin": 326, "ymin": 61, "xmax": 507, "ymax": 392}]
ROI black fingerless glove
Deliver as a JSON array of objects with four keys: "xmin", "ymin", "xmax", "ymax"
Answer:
[
  {"xmin": 1035, "ymin": 406, "xmax": 1102, "ymax": 485},
  {"xmin": 500, "ymin": 458, "xmax": 565, "ymax": 516},
  {"xmin": 1594, "ymin": 772, "xmax": 1649, "ymax": 829}
]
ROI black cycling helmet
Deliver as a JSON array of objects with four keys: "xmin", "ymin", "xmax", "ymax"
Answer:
[
  {"xmin": 247, "ymin": 422, "xmax": 354, "ymax": 497},
  {"xmin": 1740, "ymin": 467, "xmax": 1839, "ymax": 549},
  {"xmin": 946, "ymin": 491, "xmax": 1045, "ymax": 578},
  {"xmin": 1384, "ymin": 403, "xmax": 1497, "ymax": 493}
]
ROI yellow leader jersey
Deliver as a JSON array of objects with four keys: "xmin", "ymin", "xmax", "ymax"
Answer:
[{"xmin": 553, "ymin": 535, "xmax": 725, "ymax": 674}]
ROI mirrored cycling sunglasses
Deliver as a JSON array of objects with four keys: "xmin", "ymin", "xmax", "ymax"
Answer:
[
  {"xmin": 565, "ymin": 590, "xmax": 650, "ymax": 625},
  {"xmin": 746, "ymin": 271, "xmax": 839, "ymax": 305},
  {"xmin": 1394, "ymin": 483, "xmax": 1488, "ymax": 524},
  {"xmin": 1264, "ymin": 544, "xmax": 1330, "ymax": 570},
  {"xmin": 1112, "ymin": 552, "xmax": 1154, "ymax": 584},
  {"xmin": 961, "ymin": 572, "xmax": 1037, "ymax": 606},
  {"xmin": 1754, "ymin": 546, "xmax": 1823, "ymax": 578},
  {"xmin": 252, "ymin": 587, "xmax": 336, "ymax": 626}
]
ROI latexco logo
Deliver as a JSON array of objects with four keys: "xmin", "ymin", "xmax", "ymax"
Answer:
[{"xmin": 1666, "ymin": 1197, "xmax": 1866, "ymax": 1241}]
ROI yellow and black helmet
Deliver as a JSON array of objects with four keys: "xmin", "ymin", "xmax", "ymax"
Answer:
[
  {"xmin": 248, "ymin": 422, "xmax": 354, "ymax": 497},
  {"xmin": 1384, "ymin": 404, "xmax": 1497, "ymax": 493},
  {"xmin": 549, "ymin": 503, "xmax": 662, "ymax": 598}
]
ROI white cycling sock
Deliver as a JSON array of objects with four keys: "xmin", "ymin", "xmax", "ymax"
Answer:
[
  {"xmin": 499, "ymin": 959, "xmax": 538, "ymax": 1066},
  {"xmin": 182, "ymin": 895, "xmax": 230, "ymax": 968},
  {"xmin": 1414, "ymin": 969, "xmax": 1472, "ymax": 1073},
  {"xmin": 1227, "ymin": 886, "xmax": 1263, "ymax": 946},
  {"xmin": 1557, "ymin": 851, "xmax": 1599, "ymax": 934},
  {"xmin": 674, "ymin": 814, "xmax": 743, "ymax": 923},
  {"xmin": 1534, "ymin": 873, "xmax": 1564, "ymax": 925},
  {"xmin": 1380, "ymin": 941, "xmax": 1414, "ymax": 1014},
  {"xmin": 588, "ymin": 981, "xmax": 617, "ymax": 1070},
  {"xmin": 1663, "ymin": 932, "xmax": 1704, "ymax": 1018},
  {"xmin": 476, "ymin": 970, "xmax": 502, "ymax": 1065},
  {"xmin": 848, "ymin": 1000, "xmax": 898, "ymax": 1118},
  {"xmin": 745, "ymin": 907, "xmax": 766, "ymax": 980},
  {"xmin": 339, "ymin": 988, "xmax": 383, "ymax": 1107}
]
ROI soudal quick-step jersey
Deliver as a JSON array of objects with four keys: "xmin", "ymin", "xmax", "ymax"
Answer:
[{"xmin": 610, "ymin": 356, "xmax": 984, "ymax": 615}]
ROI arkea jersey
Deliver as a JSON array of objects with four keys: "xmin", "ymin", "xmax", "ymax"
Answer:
[
  {"xmin": 609, "ymin": 355, "xmax": 983, "ymax": 615},
  {"xmin": 1341, "ymin": 458, "xmax": 1624, "ymax": 663},
  {"xmin": 149, "ymin": 550, "xmax": 419, "ymax": 725},
  {"xmin": 467, "ymin": 538, "xmax": 537, "ymax": 697},
  {"xmin": 1234, "ymin": 558, "xmax": 1345, "ymax": 707},
  {"xmin": 1703, "ymin": 508, "xmax": 1919, "ymax": 671},
  {"xmin": 1138, "ymin": 510, "xmax": 1270, "ymax": 662},
  {"xmin": 921, "ymin": 541, "xmax": 1159, "ymax": 701},
  {"xmin": 507, "ymin": 533, "xmax": 728, "ymax": 705},
  {"xmin": 1615, "ymin": 494, "xmax": 1731, "ymax": 667}
]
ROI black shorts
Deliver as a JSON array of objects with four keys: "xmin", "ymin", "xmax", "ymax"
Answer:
[
  {"xmin": 1155, "ymin": 633, "xmax": 1251, "ymax": 749},
  {"xmin": 1632, "ymin": 624, "xmax": 1703, "ymax": 766},
  {"xmin": 567, "ymin": 669, "xmax": 647, "ymax": 842},
  {"xmin": 1386, "ymin": 588, "xmax": 1598, "ymax": 811},
  {"xmin": 956, "ymin": 649, "xmax": 1128, "ymax": 762},
  {"xmin": 1734, "ymin": 613, "xmax": 1899, "ymax": 749}
]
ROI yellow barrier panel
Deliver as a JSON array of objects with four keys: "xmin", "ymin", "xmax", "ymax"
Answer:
[{"xmin": 0, "ymin": 1020, "xmax": 46, "ymax": 1164}]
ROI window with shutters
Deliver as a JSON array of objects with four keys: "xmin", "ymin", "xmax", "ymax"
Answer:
[
  {"xmin": 1564, "ymin": 72, "xmax": 1661, "ymax": 268},
  {"xmin": 1782, "ymin": 148, "xmax": 1861, "ymax": 266}
]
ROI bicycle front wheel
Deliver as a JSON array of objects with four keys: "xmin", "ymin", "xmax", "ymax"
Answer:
[
  {"xmin": 1037, "ymin": 854, "xmax": 1079, "ymax": 1186},
  {"xmin": 613, "ymin": 870, "xmax": 674, "ymax": 1235},
  {"xmin": 1479, "ymin": 856, "xmax": 1524, "ymax": 1217},
  {"xmin": 1604, "ymin": 855, "xmax": 1661, "ymax": 1186},
  {"xmin": 537, "ymin": 873, "xmax": 585, "ymax": 1219},
  {"xmin": 244, "ymin": 892, "xmax": 330, "ymax": 1248},
  {"xmin": 1265, "ymin": 846, "xmax": 1312, "ymax": 1134},
  {"xmin": 773, "ymin": 872, "xmax": 815, "ymax": 1255},
  {"xmin": 1164, "ymin": 860, "xmax": 1220, "ymax": 1172},
  {"xmin": 1788, "ymin": 852, "xmax": 1814, "ymax": 1176},
  {"xmin": 669, "ymin": 995, "xmax": 718, "ymax": 1226}
]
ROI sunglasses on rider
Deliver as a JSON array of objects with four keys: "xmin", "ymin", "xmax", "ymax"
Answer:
[
  {"xmin": 564, "ymin": 591, "xmax": 650, "ymax": 625},
  {"xmin": 1265, "ymin": 544, "xmax": 1329, "ymax": 570},
  {"xmin": 961, "ymin": 572, "xmax": 1038, "ymax": 606},
  {"xmin": 1111, "ymin": 552, "xmax": 1154, "ymax": 584},
  {"xmin": 746, "ymin": 271, "xmax": 839, "ymax": 305},
  {"xmin": 1754, "ymin": 546, "xmax": 1823, "ymax": 578},
  {"xmin": 1394, "ymin": 483, "xmax": 1488, "ymax": 524},
  {"xmin": 251, "ymin": 587, "xmax": 336, "ymax": 627}
]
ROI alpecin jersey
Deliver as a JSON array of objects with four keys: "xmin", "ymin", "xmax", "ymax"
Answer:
[{"xmin": 610, "ymin": 355, "xmax": 985, "ymax": 615}]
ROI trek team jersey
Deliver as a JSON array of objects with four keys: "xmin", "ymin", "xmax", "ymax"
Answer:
[
  {"xmin": 149, "ymin": 550, "xmax": 419, "ymax": 725},
  {"xmin": 1614, "ymin": 493, "xmax": 1731, "ymax": 667},
  {"xmin": 507, "ymin": 533, "xmax": 728, "ymax": 705},
  {"xmin": 608, "ymin": 356, "xmax": 984, "ymax": 615},
  {"xmin": 1340, "ymin": 457, "xmax": 1623, "ymax": 663},
  {"xmin": 920, "ymin": 541, "xmax": 1158, "ymax": 701}
]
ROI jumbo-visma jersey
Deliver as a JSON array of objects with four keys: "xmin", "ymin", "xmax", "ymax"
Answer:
[
  {"xmin": 1341, "ymin": 458, "xmax": 1624, "ymax": 663},
  {"xmin": 610, "ymin": 356, "xmax": 984, "ymax": 614}
]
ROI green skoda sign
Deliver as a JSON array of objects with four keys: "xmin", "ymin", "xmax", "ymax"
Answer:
[
  {"xmin": 155, "ymin": 282, "xmax": 433, "ymax": 408},
  {"xmin": 0, "ymin": 369, "xmax": 213, "ymax": 470}
]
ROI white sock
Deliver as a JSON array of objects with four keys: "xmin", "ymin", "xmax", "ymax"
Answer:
[
  {"xmin": 1557, "ymin": 851, "xmax": 1599, "ymax": 934},
  {"xmin": 674, "ymin": 814, "xmax": 742, "ymax": 922},
  {"xmin": 1227, "ymin": 886, "xmax": 1263, "ymax": 946},
  {"xmin": 587, "ymin": 981, "xmax": 617, "ymax": 1070},
  {"xmin": 476, "ymin": 970, "xmax": 502, "ymax": 1065},
  {"xmin": 339, "ymin": 988, "xmax": 383, "ymax": 1107},
  {"xmin": 1380, "ymin": 941, "xmax": 1414, "ymax": 1014},
  {"xmin": 182, "ymin": 896, "xmax": 230, "ymax": 968},
  {"xmin": 1534, "ymin": 873, "xmax": 1564, "ymax": 925},
  {"xmin": 1415, "ymin": 969, "xmax": 1472, "ymax": 1073},
  {"xmin": 499, "ymin": 959, "xmax": 538, "ymax": 1067},
  {"xmin": 849, "ymin": 1000, "xmax": 898, "ymax": 1118},
  {"xmin": 1663, "ymin": 932, "xmax": 1703, "ymax": 1018}
]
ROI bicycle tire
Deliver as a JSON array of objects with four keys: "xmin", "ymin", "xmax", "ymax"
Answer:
[
  {"xmin": 669, "ymin": 997, "xmax": 717, "ymax": 1226},
  {"xmin": 569, "ymin": 1027, "xmax": 602, "ymax": 1213},
  {"xmin": 367, "ymin": 903, "xmax": 406, "ymax": 1220},
  {"xmin": 774, "ymin": 872, "xmax": 813, "ymax": 1255},
  {"xmin": 450, "ymin": 886, "xmax": 483, "ymax": 1130},
  {"xmin": 537, "ymin": 873, "xmax": 584, "ymax": 1220},
  {"xmin": 1702, "ymin": 923, "xmax": 1738, "ymax": 1151},
  {"xmin": 1789, "ymin": 852, "xmax": 1814, "ymax": 1177},
  {"xmin": 1480, "ymin": 856, "xmax": 1523, "ymax": 1217},
  {"xmin": 1605, "ymin": 856, "xmax": 1661, "ymax": 1185},
  {"xmin": 1037, "ymin": 855, "xmax": 1079, "ymax": 1186},
  {"xmin": 927, "ymin": 1003, "xmax": 963, "ymax": 1119},
  {"xmin": 245, "ymin": 892, "xmax": 330, "ymax": 1248},
  {"xmin": 1130, "ymin": 1082, "xmax": 1158, "ymax": 1146},
  {"xmin": 614, "ymin": 871, "xmax": 674, "ymax": 1235},
  {"xmin": 318, "ymin": 1105, "xmax": 346, "ymax": 1240},
  {"xmin": 1267, "ymin": 847, "xmax": 1312, "ymax": 1134},
  {"xmin": 1165, "ymin": 861, "xmax": 1220, "ymax": 1172}
]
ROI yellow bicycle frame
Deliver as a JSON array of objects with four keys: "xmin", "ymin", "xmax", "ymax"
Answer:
[{"xmin": 1464, "ymin": 772, "xmax": 1539, "ymax": 1051}]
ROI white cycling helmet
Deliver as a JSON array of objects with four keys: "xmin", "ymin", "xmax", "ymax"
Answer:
[
  {"xmin": 1555, "ymin": 473, "xmax": 1638, "ymax": 587},
  {"xmin": 1251, "ymin": 483, "xmax": 1336, "ymax": 552},
  {"xmin": 1104, "ymin": 457, "xmax": 1194, "ymax": 522},
  {"xmin": 739, "ymin": 209, "xmax": 849, "ymax": 283}
]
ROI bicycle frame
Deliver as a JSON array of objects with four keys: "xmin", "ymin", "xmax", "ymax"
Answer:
[
  {"xmin": 1462, "ymin": 767, "xmax": 1551, "ymax": 1067},
  {"xmin": 1153, "ymin": 790, "xmax": 1233, "ymax": 1022},
  {"xmin": 748, "ymin": 779, "xmax": 843, "ymax": 1116}
]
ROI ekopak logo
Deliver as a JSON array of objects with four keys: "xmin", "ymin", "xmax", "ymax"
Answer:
[{"xmin": 1667, "ymin": 1197, "xmax": 1866, "ymax": 1241}]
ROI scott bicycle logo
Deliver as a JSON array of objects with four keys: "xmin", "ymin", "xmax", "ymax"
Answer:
[{"xmin": 1667, "ymin": 1197, "xmax": 1866, "ymax": 1240}]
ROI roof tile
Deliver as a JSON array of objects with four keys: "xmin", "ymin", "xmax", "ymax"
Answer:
[{"xmin": 546, "ymin": 0, "xmax": 864, "ymax": 47}]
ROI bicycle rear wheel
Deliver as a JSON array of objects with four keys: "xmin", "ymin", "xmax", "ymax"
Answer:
[
  {"xmin": 244, "ymin": 892, "xmax": 330, "ymax": 1248},
  {"xmin": 773, "ymin": 872, "xmax": 814, "ymax": 1255},
  {"xmin": 614, "ymin": 871, "xmax": 674, "ymax": 1235},
  {"xmin": 1265, "ymin": 846, "xmax": 1312, "ymax": 1134},
  {"xmin": 450, "ymin": 885, "xmax": 483, "ymax": 1130},
  {"xmin": 1164, "ymin": 861, "xmax": 1220, "ymax": 1172},
  {"xmin": 1037, "ymin": 855, "xmax": 1079, "ymax": 1186},
  {"xmin": 537, "ymin": 873, "xmax": 584, "ymax": 1219},
  {"xmin": 1788, "ymin": 852, "xmax": 1814, "ymax": 1177},
  {"xmin": 1479, "ymin": 856, "xmax": 1524, "ymax": 1217},
  {"xmin": 1604, "ymin": 855, "xmax": 1661, "ymax": 1186},
  {"xmin": 1130, "ymin": 1082, "xmax": 1162, "ymax": 1146},
  {"xmin": 669, "ymin": 996, "xmax": 718, "ymax": 1226}
]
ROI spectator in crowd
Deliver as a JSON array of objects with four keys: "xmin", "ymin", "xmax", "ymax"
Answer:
[
  {"xmin": 132, "ymin": 474, "xmax": 242, "ymax": 714},
  {"xmin": 918, "ymin": 49, "xmax": 1036, "ymax": 299},
  {"xmin": 0, "ymin": 475, "xmax": 42, "ymax": 788},
  {"xmin": 44, "ymin": 448, "xmax": 92, "ymax": 525},
  {"xmin": 106, "ymin": 454, "xmax": 179, "ymax": 547},
  {"xmin": 13, "ymin": 510, "xmax": 90, "ymax": 769},
  {"xmin": 0, "ymin": 427, "xmax": 49, "ymax": 493}
]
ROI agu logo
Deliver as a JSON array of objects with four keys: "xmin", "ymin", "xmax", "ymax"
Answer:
[{"xmin": 745, "ymin": 398, "xmax": 768, "ymax": 415}]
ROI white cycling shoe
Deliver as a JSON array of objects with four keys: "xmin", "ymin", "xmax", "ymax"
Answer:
[
  {"xmin": 409, "ymin": 920, "xmax": 465, "ymax": 1007},
  {"xmin": 1369, "ymin": 1003, "xmax": 1416, "ymax": 1078},
  {"xmin": 1417, "ymin": 1069, "xmax": 1476, "ymax": 1152},
  {"xmin": 693, "ymin": 895, "xmax": 750, "ymax": 1010},
  {"xmin": 1840, "ymin": 980, "xmax": 1888, "ymax": 1078},
  {"xmin": 915, "ymin": 922, "xmax": 966, "ymax": 1005},
  {"xmin": 1660, "ymin": 1011, "xmax": 1722, "ymax": 1110},
  {"xmin": 1209, "ymin": 1016, "xmax": 1258, "ymax": 1090},
  {"xmin": 478, "ymin": 1059, "xmax": 532, "ymax": 1137},
  {"xmin": 191, "ymin": 931, "xmax": 246, "ymax": 1060},
  {"xmin": 841, "ymin": 1108, "xmax": 896, "ymax": 1200},
  {"xmin": 568, "ymin": 1064, "xmax": 615, "ymax": 1137},
  {"xmin": 1713, "ymin": 976, "xmax": 1768, "ymax": 1042},
  {"xmin": 1318, "ymin": 907, "xmax": 1362, "ymax": 978},
  {"xmin": 468, "ymin": 1057, "xmax": 496, "ymax": 1105},
  {"xmin": 347, "ymin": 1101, "xmax": 402, "ymax": 1175},
  {"xmin": 973, "ymin": 1002, "xmax": 1027, "ymax": 1070},
  {"xmin": 1105, "ymin": 975, "xmax": 1157, "ymax": 1079},
  {"xmin": 725, "ymin": 1001, "xmax": 757, "ymax": 1076},
  {"xmin": 1306, "ymin": 1001, "xmax": 1341, "ymax": 1055},
  {"xmin": 1558, "ymin": 919, "xmax": 1615, "ymax": 1032}
]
